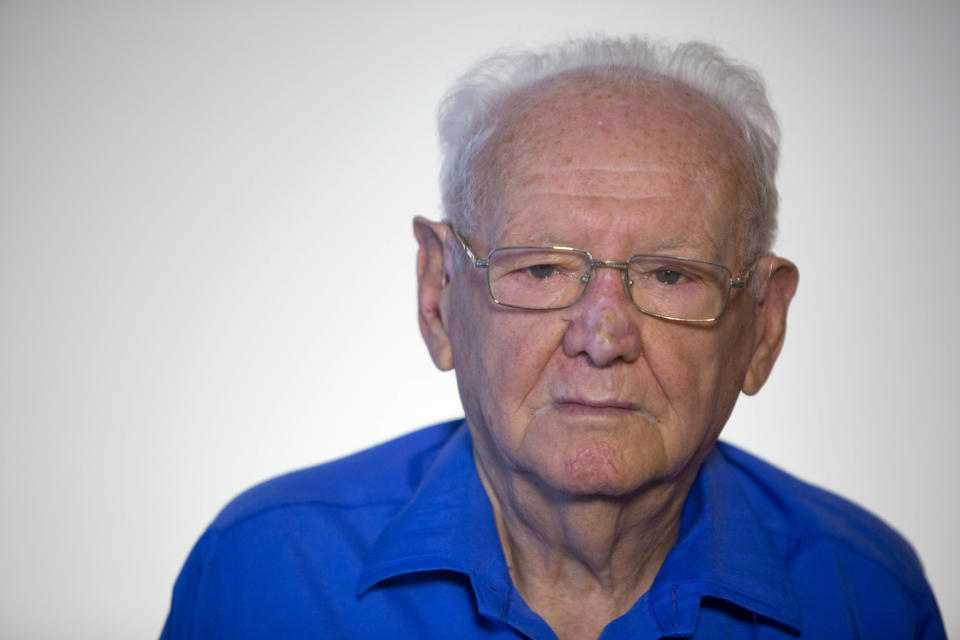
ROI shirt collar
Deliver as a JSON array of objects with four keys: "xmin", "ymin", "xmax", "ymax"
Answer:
[
  {"xmin": 646, "ymin": 444, "xmax": 802, "ymax": 634},
  {"xmin": 357, "ymin": 422, "xmax": 511, "ymax": 601},
  {"xmin": 358, "ymin": 425, "xmax": 801, "ymax": 634}
]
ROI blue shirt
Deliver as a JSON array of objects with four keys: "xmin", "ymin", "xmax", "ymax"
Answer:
[{"xmin": 162, "ymin": 420, "xmax": 945, "ymax": 639}]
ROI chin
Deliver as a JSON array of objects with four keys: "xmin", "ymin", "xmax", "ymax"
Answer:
[
  {"xmin": 544, "ymin": 442, "xmax": 650, "ymax": 497},
  {"xmin": 518, "ymin": 414, "xmax": 666, "ymax": 497}
]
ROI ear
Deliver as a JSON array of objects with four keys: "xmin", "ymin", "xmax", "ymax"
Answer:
[
  {"xmin": 742, "ymin": 256, "xmax": 799, "ymax": 395},
  {"xmin": 413, "ymin": 216, "xmax": 454, "ymax": 371}
]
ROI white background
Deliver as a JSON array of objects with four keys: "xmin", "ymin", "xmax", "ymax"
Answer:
[{"xmin": 1, "ymin": 1, "xmax": 957, "ymax": 637}]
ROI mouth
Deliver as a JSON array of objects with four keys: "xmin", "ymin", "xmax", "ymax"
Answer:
[{"xmin": 536, "ymin": 399, "xmax": 657, "ymax": 423}]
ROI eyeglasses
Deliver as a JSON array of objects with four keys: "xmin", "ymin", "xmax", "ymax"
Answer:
[{"xmin": 451, "ymin": 228, "xmax": 757, "ymax": 323}]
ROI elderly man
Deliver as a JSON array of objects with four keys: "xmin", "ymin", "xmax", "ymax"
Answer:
[{"xmin": 163, "ymin": 36, "xmax": 944, "ymax": 639}]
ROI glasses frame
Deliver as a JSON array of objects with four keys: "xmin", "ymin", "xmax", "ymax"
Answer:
[{"xmin": 450, "ymin": 227, "xmax": 758, "ymax": 323}]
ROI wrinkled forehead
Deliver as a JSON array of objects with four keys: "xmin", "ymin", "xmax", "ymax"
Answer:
[{"xmin": 475, "ymin": 74, "xmax": 752, "ymax": 240}]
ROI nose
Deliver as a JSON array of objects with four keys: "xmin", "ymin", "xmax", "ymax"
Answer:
[{"xmin": 562, "ymin": 266, "xmax": 643, "ymax": 367}]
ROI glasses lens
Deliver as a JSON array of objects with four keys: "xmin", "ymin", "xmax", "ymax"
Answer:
[
  {"xmin": 627, "ymin": 255, "xmax": 730, "ymax": 321},
  {"xmin": 487, "ymin": 248, "xmax": 590, "ymax": 309}
]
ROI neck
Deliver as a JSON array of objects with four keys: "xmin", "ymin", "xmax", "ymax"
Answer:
[{"xmin": 474, "ymin": 451, "xmax": 696, "ymax": 640}]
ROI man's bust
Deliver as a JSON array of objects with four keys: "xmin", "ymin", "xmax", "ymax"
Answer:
[{"xmin": 162, "ymin": 35, "xmax": 945, "ymax": 639}]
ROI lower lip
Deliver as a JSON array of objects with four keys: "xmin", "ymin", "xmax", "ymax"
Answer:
[{"xmin": 548, "ymin": 402, "xmax": 654, "ymax": 422}]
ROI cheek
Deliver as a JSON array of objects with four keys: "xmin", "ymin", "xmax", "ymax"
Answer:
[
  {"xmin": 642, "ymin": 324, "xmax": 741, "ymax": 426},
  {"xmin": 477, "ymin": 310, "xmax": 564, "ymax": 412},
  {"xmin": 449, "ymin": 285, "xmax": 562, "ymax": 419},
  {"xmin": 641, "ymin": 327, "xmax": 703, "ymax": 393}
]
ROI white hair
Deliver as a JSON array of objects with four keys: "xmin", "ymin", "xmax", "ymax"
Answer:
[{"xmin": 437, "ymin": 35, "xmax": 781, "ymax": 261}]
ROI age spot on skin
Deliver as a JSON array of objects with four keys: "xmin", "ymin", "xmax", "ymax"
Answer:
[{"xmin": 591, "ymin": 308, "xmax": 618, "ymax": 345}]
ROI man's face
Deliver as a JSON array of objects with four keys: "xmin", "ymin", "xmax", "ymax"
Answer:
[{"xmin": 438, "ymin": 81, "xmax": 768, "ymax": 497}]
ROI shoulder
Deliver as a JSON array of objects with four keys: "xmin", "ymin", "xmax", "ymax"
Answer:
[
  {"xmin": 210, "ymin": 419, "xmax": 463, "ymax": 533},
  {"xmin": 712, "ymin": 441, "xmax": 931, "ymax": 599},
  {"xmin": 712, "ymin": 442, "xmax": 917, "ymax": 565},
  {"xmin": 710, "ymin": 442, "xmax": 945, "ymax": 636},
  {"xmin": 161, "ymin": 421, "xmax": 467, "ymax": 638}
]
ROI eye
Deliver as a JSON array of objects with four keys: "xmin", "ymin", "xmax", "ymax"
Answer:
[
  {"xmin": 654, "ymin": 268, "xmax": 682, "ymax": 285},
  {"xmin": 526, "ymin": 264, "xmax": 557, "ymax": 279}
]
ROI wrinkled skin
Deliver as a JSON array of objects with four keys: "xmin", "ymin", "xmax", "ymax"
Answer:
[
  {"xmin": 418, "ymin": 79, "xmax": 796, "ymax": 499},
  {"xmin": 414, "ymin": 77, "xmax": 798, "ymax": 638}
]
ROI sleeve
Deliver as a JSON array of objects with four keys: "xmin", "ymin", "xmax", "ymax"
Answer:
[
  {"xmin": 160, "ymin": 529, "xmax": 222, "ymax": 640},
  {"xmin": 916, "ymin": 587, "xmax": 948, "ymax": 640}
]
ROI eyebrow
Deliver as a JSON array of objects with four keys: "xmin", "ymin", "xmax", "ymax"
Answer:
[
  {"xmin": 496, "ymin": 233, "xmax": 716, "ymax": 256},
  {"xmin": 648, "ymin": 238, "xmax": 707, "ymax": 253}
]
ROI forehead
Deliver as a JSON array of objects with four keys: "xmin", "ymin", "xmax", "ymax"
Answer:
[
  {"xmin": 497, "ymin": 76, "xmax": 739, "ymax": 164},
  {"xmin": 481, "ymin": 76, "xmax": 749, "ymax": 255}
]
